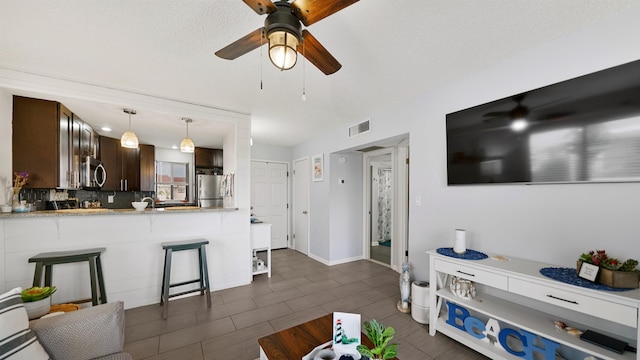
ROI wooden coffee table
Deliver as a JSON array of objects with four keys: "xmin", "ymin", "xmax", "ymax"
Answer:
[{"xmin": 258, "ymin": 314, "xmax": 398, "ymax": 360}]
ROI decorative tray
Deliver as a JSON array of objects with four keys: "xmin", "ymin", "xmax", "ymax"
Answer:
[{"xmin": 436, "ymin": 247, "xmax": 488, "ymax": 260}]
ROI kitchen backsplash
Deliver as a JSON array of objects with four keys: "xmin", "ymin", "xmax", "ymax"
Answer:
[{"xmin": 17, "ymin": 188, "xmax": 155, "ymax": 210}]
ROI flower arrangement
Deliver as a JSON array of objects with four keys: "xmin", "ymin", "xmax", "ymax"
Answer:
[
  {"xmin": 578, "ymin": 249, "xmax": 639, "ymax": 288},
  {"xmin": 578, "ymin": 250, "xmax": 638, "ymax": 272},
  {"xmin": 13, "ymin": 171, "xmax": 29, "ymax": 191}
]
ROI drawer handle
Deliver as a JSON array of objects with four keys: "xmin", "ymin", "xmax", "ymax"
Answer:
[
  {"xmin": 547, "ymin": 294, "xmax": 578, "ymax": 305},
  {"xmin": 456, "ymin": 270, "xmax": 475, "ymax": 277}
]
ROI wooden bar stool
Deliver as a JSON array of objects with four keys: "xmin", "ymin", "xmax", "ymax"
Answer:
[
  {"xmin": 160, "ymin": 239, "xmax": 211, "ymax": 319},
  {"xmin": 28, "ymin": 248, "xmax": 107, "ymax": 306}
]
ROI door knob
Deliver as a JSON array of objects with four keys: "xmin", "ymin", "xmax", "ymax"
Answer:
[{"xmin": 302, "ymin": 211, "xmax": 308, "ymax": 214}]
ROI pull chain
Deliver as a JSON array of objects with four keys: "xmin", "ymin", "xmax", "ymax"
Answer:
[
  {"xmin": 301, "ymin": 39, "xmax": 306, "ymax": 101},
  {"xmin": 260, "ymin": 28, "xmax": 264, "ymax": 90}
]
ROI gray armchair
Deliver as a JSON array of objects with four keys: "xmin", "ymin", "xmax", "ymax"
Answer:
[{"xmin": 29, "ymin": 301, "xmax": 132, "ymax": 360}]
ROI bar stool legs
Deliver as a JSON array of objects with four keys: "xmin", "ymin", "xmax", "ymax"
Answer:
[{"xmin": 160, "ymin": 239, "xmax": 211, "ymax": 319}]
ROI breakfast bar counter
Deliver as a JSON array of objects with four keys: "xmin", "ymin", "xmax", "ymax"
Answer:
[
  {"xmin": 0, "ymin": 206, "xmax": 238, "ymax": 218},
  {"xmin": 0, "ymin": 207, "xmax": 251, "ymax": 309}
]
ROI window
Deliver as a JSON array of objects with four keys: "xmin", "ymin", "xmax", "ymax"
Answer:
[{"xmin": 156, "ymin": 161, "xmax": 189, "ymax": 202}]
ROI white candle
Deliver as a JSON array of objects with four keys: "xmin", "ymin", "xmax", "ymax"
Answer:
[{"xmin": 454, "ymin": 229, "xmax": 466, "ymax": 254}]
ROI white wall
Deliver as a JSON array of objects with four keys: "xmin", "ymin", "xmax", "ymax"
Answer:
[
  {"xmin": 293, "ymin": 6, "xmax": 640, "ymax": 280},
  {"xmin": 0, "ymin": 88, "xmax": 9, "ymax": 293},
  {"xmin": 0, "ymin": 88, "xmax": 11, "ymax": 205},
  {"xmin": 251, "ymin": 143, "xmax": 291, "ymax": 163},
  {"xmin": 329, "ymin": 152, "xmax": 363, "ymax": 263}
]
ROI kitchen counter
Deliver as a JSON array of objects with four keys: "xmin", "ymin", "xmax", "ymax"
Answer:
[
  {"xmin": 0, "ymin": 207, "xmax": 238, "ymax": 218},
  {"xmin": 0, "ymin": 206, "xmax": 250, "ymax": 309}
]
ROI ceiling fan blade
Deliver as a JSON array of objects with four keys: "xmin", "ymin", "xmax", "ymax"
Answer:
[
  {"xmin": 537, "ymin": 112, "xmax": 574, "ymax": 121},
  {"xmin": 242, "ymin": 0, "xmax": 277, "ymax": 15},
  {"xmin": 215, "ymin": 28, "xmax": 265, "ymax": 60},
  {"xmin": 299, "ymin": 30, "xmax": 341, "ymax": 75},
  {"xmin": 483, "ymin": 111, "xmax": 510, "ymax": 118},
  {"xmin": 291, "ymin": 0, "xmax": 359, "ymax": 26}
]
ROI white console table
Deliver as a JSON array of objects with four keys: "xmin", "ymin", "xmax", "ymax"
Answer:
[
  {"xmin": 251, "ymin": 223, "xmax": 272, "ymax": 278},
  {"xmin": 428, "ymin": 249, "xmax": 640, "ymax": 360}
]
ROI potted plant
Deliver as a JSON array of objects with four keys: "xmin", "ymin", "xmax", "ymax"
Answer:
[
  {"xmin": 22, "ymin": 286, "xmax": 56, "ymax": 319},
  {"xmin": 356, "ymin": 319, "xmax": 398, "ymax": 360},
  {"xmin": 578, "ymin": 250, "xmax": 639, "ymax": 288}
]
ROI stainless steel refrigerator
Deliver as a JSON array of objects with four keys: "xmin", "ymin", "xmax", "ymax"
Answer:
[{"xmin": 197, "ymin": 175, "xmax": 223, "ymax": 208}]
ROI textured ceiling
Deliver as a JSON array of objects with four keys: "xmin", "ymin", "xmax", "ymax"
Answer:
[{"xmin": 2, "ymin": 0, "xmax": 640, "ymax": 148}]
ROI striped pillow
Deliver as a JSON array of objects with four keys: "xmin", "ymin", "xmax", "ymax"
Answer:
[{"xmin": 0, "ymin": 287, "xmax": 50, "ymax": 360}]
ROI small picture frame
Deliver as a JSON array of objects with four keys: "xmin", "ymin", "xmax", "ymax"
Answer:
[
  {"xmin": 578, "ymin": 262, "xmax": 600, "ymax": 282},
  {"xmin": 312, "ymin": 153, "xmax": 324, "ymax": 182}
]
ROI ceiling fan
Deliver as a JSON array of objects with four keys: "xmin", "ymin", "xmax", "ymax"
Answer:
[
  {"xmin": 215, "ymin": 0, "xmax": 359, "ymax": 75},
  {"xmin": 483, "ymin": 94, "xmax": 573, "ymax": 131}
]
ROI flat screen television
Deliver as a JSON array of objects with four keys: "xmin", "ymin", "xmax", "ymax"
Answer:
[{"xmin": 446, "ymin": 59, "xmax": 640, "ymax": 185}]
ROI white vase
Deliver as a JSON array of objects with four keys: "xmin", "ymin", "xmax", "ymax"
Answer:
[
  {"xmin": 454, "ymin": 229, "xmax": 466, "ymax": 254},
  {"xmin": 23, "ymin": 297, "xmax": 51, "ymax": 320}
]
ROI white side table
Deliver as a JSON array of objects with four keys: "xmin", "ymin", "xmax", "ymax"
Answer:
[{"xmin": 251, "ymin": 223, "xmax": 272, "ymax": 278}]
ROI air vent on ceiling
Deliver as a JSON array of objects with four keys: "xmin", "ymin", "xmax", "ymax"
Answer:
[{"xmin": 348, "ymin": 119, "xmax": 371, "ymax": 138}]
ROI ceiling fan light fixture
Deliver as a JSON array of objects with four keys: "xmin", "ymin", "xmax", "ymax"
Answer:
[
  {"xmin": 121, "ymin": 109, "xmax": 139, "ymax": 149},
  {"xmin": 264, "ymin": 3, "xmax": 302, "ymax": 71},
  {"xmin": 180, "ymin": 118, "xmax": 195, "ymax": 153},
  {"xmin": 268, "ymin": 30, "xmax": 299, "ymax": 70}
]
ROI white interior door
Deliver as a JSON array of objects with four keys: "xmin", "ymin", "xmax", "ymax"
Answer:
[
  {"xmin": 251, "ymin": 161, "xmax": 289, "ymax": 249},
  {"xmin": 293, "ymin": 157, "xmax": 309, "ymax": 255}
]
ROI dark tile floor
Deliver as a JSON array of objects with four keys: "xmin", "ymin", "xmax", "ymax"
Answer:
[{"xmin": 123, "ymin": 249, "xmax": 488, "ymax": 360}]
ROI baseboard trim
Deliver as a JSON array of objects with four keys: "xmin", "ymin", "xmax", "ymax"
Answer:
[{"xmin": 307, "ymin": 253, "xmax": 364, "ymax": 266}]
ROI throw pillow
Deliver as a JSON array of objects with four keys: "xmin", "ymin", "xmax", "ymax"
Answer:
[{"xmin": 0, "ymin": 287, "xmax": 50, "ymax": 360}]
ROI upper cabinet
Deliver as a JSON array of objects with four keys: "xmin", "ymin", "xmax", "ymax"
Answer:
[
  {"xmin": 195, "ymin": 147, "xmax": 223, "ymax": 173},
  {"xmin": 99, "ymin": 136, "xmax": 154, "ymax": 192},
  {"xmin": 12, "ymin": 96, "xmax": 95, "ymax": 189},
  {"xmin": 13, "ymin": 96, "xmax": 59, "ymax": 188},
  {"xmin": 139, "ymin": 144, "xmax": 155, "ymax": 192}
]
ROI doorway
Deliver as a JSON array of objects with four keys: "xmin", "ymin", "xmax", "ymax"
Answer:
[
  {"xmin": 369, "ymin": 154, "xmax": 392, "ymax": 265},
  {"xmin": 362, "ymin": 139, "xmax": 409, "ymax": 272},
  {"xmin": 250, "ymin": 161, "xmax": 289, "ymax": 249},
  {"xmin": 293, "ymin": 157, "xmax": 310, "ymax": 255}
]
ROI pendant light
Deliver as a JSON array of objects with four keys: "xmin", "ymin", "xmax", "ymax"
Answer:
[
  {"xmin": 120, "ymin": 109, "xmax": 139, "ymax": 149},
  {"xmin": 180, "ymin": 118, "xmax": 195, "ymax": 153}
]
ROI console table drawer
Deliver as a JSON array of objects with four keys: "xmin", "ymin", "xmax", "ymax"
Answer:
[
  {"xmin": 509, "ymin": 278, "xmax": 637, "ymax": 327},
  {"xmin": 434, "ymin": 259, "xmax": 508, "ymax": 290}
]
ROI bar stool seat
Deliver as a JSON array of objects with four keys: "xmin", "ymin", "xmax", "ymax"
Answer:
[
  {"xmin": 161, "ymin": 239, "xmax": 211, "ymax": 319},
  {"xmin": 28, "ymin": 247, "xmax": 107, "ymax": 306}
]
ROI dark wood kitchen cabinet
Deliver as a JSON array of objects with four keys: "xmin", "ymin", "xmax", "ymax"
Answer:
[
  {"xmin": 100, "ymin": 136, "xmax": 154, "ymax": 192},
  {"xmin": 195, "ymin": 147, "xmax": 223, "ymax": 172},
  {"xmin": 12, "ymin": 96, "xmax": 84, "ymax": 189},
  {"xmin": 99, "ymin": 136, "xmax": 121, "ymax": 191},
  {"xmin": 12, "ymin": 96, "xmax": 59, "ymax": 188},
  {"xmin": 139, "ymin": 144, "xmax": 155, "ymax": 192}
]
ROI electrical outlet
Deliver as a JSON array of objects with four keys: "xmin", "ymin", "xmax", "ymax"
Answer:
[{"xmin": 108, "ymin": 195, "xmax": 114, "ymax": 203}]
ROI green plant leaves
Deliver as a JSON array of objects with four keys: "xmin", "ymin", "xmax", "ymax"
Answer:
[
  {"xmin": 358, "ymin": 319, "xmax": 398, "ymax": 360},
  {"xmin": 21, "ymin": 286, "xmax": 56, "ymax": 302}
]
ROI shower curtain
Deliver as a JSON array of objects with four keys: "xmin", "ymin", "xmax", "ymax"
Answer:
[{"xmin": 377, "ymin": 168, "xmax": 392, "ymax": 242}]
